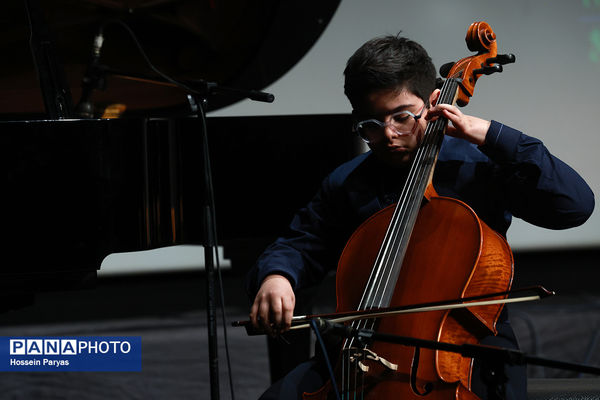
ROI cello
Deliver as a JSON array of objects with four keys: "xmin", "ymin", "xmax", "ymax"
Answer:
[{"xmin": 303, "ymin": 21, "xmax": 516, "ymax": 400}]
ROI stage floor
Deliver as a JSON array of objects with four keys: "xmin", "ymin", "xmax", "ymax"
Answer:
[{"xmin": 0, "ymin": 271, "xmax": 599, "ymax": 399}]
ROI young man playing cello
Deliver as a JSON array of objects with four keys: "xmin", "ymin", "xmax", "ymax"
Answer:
[{"xmin": 246, "ymin": 33, "xmax": 595, "ymax": 400}]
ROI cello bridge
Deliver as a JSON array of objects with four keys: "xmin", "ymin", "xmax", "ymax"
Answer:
[{"xmin": 346, "ymin": 347, "xmax": 398, "ymax": 373}]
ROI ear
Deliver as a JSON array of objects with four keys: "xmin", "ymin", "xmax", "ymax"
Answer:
[
  {"xmin": 428, "ymin": 89, "xmax": 441, "ymax": 107},
  {"xmin": 350, "ymin": 109, "xmax": 359, "ymax": 131}
]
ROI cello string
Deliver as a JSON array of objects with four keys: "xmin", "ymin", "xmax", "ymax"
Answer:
[
  {"xmin": 379, "ymin": 78, "xmax": 456, "ymax": 282},
  {"xmin": 354, "ymin": 81, "xmax": 452, "ymax": 309},
  {"xmin": 369, "ymin": 78, "xmax": 457, "ymax": 311},
  {"xmin": 359, "ymin": 351, "xmax": 364, "ymax": 400},
  {"xmin": 347, "ymin": 78, "xmax": 458, "ymax": 347},
  {"xmin": 341, "ymin": 346, "xmax": 345, "ymax": 399},
  {"xmin": 356, "ymin": 101, "xmax": 445, "ymax": 311},
  {"xmin": 351, "ymin": 78, "xmax": 456, "ymax": 343},
  {"xmin": 376, "ymin": 79, "xmax": 456, "ymax": 302},
  {"xmin": 358, "ymin": 106, "xmax": 440, "ymax": 309},
  {"xmin": 357, "ymin": 79, "xmax": 457, "ymax": 351},
  {"xmin": 342, "ymin": 347, "xmax": 347, "ymax": 399},
  {"xmin": 347, "ymin": 348, "xmax": 352, "ymax": 399},
  {"xmin": 352, "ymin": 358, "xmax": 358, "ymax": 400},
  {"xmin": 349, "ymin": 117, "xmax": 444, "ymax": 341}
]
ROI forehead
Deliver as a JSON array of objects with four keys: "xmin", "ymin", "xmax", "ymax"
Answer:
[{"xmin": 356, "ymin": 88, "xmax": 421, "ymax": 118}]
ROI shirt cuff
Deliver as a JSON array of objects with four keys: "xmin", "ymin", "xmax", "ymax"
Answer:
[
  {"xmin": 257, "ymin": 268, "xmax": 297, "ymax": 291},
  {"xmin": 479, "ymin": 120, "xmax": 523, "ymax": 162}
]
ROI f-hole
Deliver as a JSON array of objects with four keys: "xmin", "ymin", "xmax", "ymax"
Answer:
[{"xmin": 410, "ymin": 346, "xmax": 434, "ymax": 396}]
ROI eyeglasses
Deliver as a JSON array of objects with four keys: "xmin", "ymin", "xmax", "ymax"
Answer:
[{"xmin": 354, "ymin": 104, "xmax": 426, "ymax": 144}]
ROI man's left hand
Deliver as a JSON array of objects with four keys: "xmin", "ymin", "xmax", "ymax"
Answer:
[{"xmin": 425, "ymin": 96, "xmax": 490, "ymax": 146}]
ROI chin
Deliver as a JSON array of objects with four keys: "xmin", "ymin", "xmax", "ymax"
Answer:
[{"xmin": 381, "ymin": 152, "xmax": 413, "ymax": 168}]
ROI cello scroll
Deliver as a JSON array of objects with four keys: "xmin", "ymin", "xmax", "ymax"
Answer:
[{"xmin": 442, "ymin": 21, "xmax": 515, "ymax": 106}]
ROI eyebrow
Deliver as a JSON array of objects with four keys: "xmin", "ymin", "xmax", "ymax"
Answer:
[{"xmin": 386, "ymin": 104, "xmax": 415, "ymax": 115}]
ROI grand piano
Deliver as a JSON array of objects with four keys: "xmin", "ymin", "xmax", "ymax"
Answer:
[{"xmin": 1, "ymin": 0, "xmax": 360, "ymax": 308}]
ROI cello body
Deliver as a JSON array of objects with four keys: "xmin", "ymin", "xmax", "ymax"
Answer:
[{"xmin": 305, "ymin": 193, "xmax": 513, "ymax": 399}]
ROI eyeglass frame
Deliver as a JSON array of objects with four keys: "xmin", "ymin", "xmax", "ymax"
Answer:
[{"xmin": 353, "ymin": 103, "xmax": 427, "ymax": 144}]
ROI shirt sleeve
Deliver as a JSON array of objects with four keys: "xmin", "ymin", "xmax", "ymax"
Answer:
[
  {"xmin": 478, "ymin": 120, "xmax": 595, "ymax": 229},
  {"xmin": 245, "ymin": 173, "xmax": 349, "ymax": 297}
]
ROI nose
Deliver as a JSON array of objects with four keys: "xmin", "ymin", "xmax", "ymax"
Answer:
[
  {"xmin": 384, "ymin": 124, "xmax": 411, "ymax": 140},
  {"xmin": 383, "ymin": 124, "xmax": 399, "ymax": 140}
]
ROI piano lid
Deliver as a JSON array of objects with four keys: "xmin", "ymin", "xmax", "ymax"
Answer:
[{"xmin": 1, "ymin": 0, "xmax": 340, "ymax": 118}]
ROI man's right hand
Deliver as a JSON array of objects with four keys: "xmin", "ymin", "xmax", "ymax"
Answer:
[{"xmin": 250, "ymin": 274, "xmax": 296, "ymax": 337}]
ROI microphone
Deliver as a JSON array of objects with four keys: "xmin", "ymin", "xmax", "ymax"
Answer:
[
  {"xmin": 314, "ymin": 318, "xmax": 357, "ymax": 339},
  {"xmin": 90, "ymin": 30, "xmax": 104, "ymax": 67},
  {"xmin": 76, "ymin": 29, "xmax": 106, "ymax": 118}
]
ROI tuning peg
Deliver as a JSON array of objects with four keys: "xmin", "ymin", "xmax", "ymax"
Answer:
[
  {"xmin": 473, "ymin": 64, "xmax": 503, "ymax": 76},
  {"xmin": 439, "ymin": 61, "xmax": 455, "ymax": 78},
  {"xmin": 486, "ymin": 53, "xmax": 516, "ymax": 65}
]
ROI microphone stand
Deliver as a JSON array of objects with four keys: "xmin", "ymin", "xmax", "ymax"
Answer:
[
  {"xmin": 78, "ymin": 65, "xmax": 274, "ymax": 400},
  {"xmin": 74, "ymin": 22, "xmax": 274, "ymax": 399},
  {"xmin": 76, "ymin": 65, "xmax": 274, "ymax": 117},
  {"xmin": 24, "ymin": 0, "xmax": 74, "ymax": 118},
  {"xmin": 186, "ymin": 84, "xmax": 273, "ymax": 400},
  {"xmin": 314, "ymin": 319, "xmax": 600, "ymax": 400}
]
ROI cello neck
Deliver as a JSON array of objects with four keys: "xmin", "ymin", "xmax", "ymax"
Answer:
[{"xmin": 356, "ymin": 78, "xmax": 460, "ymax": 311}]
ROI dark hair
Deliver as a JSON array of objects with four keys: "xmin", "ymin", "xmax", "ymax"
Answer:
[{"xmin": 343, "ymin": 34, "xmax": 436, "ymax": 110}]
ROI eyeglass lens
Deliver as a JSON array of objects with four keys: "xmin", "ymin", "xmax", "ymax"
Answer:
[{"xmin": 357, "ymin": 111, "xmax": 416, "ymax": 142}]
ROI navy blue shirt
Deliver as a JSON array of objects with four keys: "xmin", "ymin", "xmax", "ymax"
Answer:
[{"xmin": 247, "ymin": 121, "xmax": 595, "ymax": 296}]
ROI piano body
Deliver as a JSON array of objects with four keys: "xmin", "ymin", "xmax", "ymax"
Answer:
[
  {"xmin": 1, "ymin": 0, "xmax": 358, "ymax": 306},
  {"xmin": 0, "ymin": 115, "xmax": 358, "ymax": 289}
]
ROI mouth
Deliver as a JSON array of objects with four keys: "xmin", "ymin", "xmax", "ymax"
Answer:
[{"xmin": 387, "ymin": 146, "xmax": 410, "ymax": 153}]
